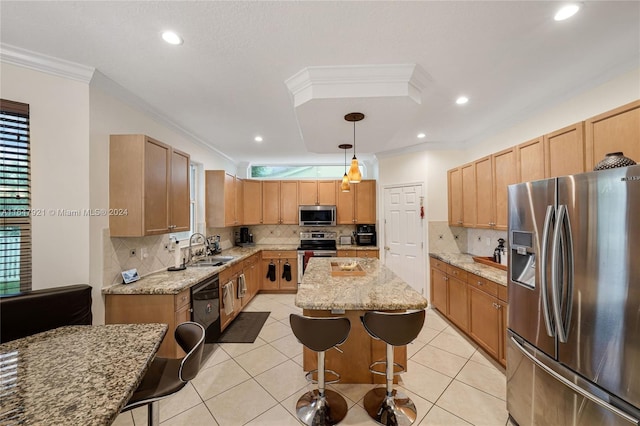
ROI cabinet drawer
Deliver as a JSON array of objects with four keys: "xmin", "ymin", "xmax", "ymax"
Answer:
[
  {"xmin": 446, "ymin": 265, "xmax": 468, "ymax": 281},
  {"xmin": 357, "ymin": 250, "xmax": 378, "ymax": 258},
  {"xmin": 430, "ymin": 257, "xmax": 447, "ymax": 273},
  {"xmin": 468, "ymin": 273, "xmax": 498, "ymax": 297},
  {"xmin": 174, "ymin": 289, "xmax": 191, "ymax": 310},
  {"xmin": 338, "ymin": 250, "xmax": 357, "ymax": 257},
  {"xmin": 498, "ymin": 284, "xmax": 508, "ymax": 303}
]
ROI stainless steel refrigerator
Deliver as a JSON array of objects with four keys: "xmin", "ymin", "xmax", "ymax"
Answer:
[{"xmin": 507, "ymin": 164, "xmax": 640, "ymax": 426}]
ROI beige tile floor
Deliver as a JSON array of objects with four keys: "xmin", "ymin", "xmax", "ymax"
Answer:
[{"xmin": 113, "ymin": 294, "xmax": 510, "ymax": 426}]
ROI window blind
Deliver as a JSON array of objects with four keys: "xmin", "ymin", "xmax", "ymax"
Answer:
[{"xmin": 0, "ymin": 99, "xmax": 31, "ymax": 294}]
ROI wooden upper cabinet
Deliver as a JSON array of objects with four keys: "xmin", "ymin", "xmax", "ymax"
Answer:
[
  {"xmin": 492, "ymin": 148, "xmax": 517, "ymax": 230},
  {"xmin": 336, "ymin": 183, "xmax": 355, "ymax": 224},
  {"xmin": 448, "ymin": 167, "xmax": 463, "ymax": 226},
  {"xmin": 337, "ymin": 180, "xmax": 376, "ymax": 224},
  {"xmin": 205, "ymin": 170, "xmax": 241, "ymax": 227},
  {"xmin": 235, "ymin": 178, "xmax": 244, "ymax": 225},
  {"xmin": 544, "ymin": 122, "xmax": 585, "ymax": 178},
  {"xmin": 243, "ymin": 180, "xmax": 263, "ymax": 225},
  {"xmin": 461, "ymin": 163, "xmax": 476, "ymax": 228},
  {"xmin": 110, "ymin": 134, "xmax": 190, "ymax": 237},
  {"xmin": 474, "ymin": 157, "xmax": 493, "ymax": 229},
  {"xmin": 585, "ymin": 100, "xmax": 640, "ymax": 170},
  {"xmin": 262, "ymin": 181, "xmax": 298, "ymax": 224},
  {"xmin": 517, "ymin": 137, "xmax": 545, "ymax": 183},
  {"xmin": 299, "ymin": 180, "xmax": 337, "ymax": 205}
]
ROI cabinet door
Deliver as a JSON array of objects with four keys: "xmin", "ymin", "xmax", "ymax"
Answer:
[
  {"xmin": 499, "ymin": 301, "xmax": 508, "ymax": 365},
  {"xmin": 243, "ymin": 180, "xmax": 263, "ymax": 225},
  {"xmin": 461, "ymin": 163, "xmax": 476, "ymax": 227},
  {"xmin": 280, "ymin": 181, "xmax": 299, "ymax": 224},
  {"xmin": 219, "ymin": 272, "xmax": 236, "ymax": 331},
  {"xmin": 355, "ymin": 180, "xmax": 376, "ymax": 224},
  {"xmin": 336, "ymin": 185, "xmax": 355, "ymax": 224},
  {"xmin": 475, "ymin": 156, "xmax": 493, "ymax": 229},
  {"xmin": 430, "ymin": 268, "xmax": 447, "ymax": 314},
  {"xmin": 224, "ymin": 173, "xmax": 236, "ymax": 226},
  {"xmin": 492, "ymin": 148, "xmax": 517, "ymax": 230},
  {"xmin": 261, "ymin": 258, "xmax": 280, "ymax": 290},
  {"xmin": 585, "ymin": 100, "xmax": 640, "ymax": 169},
  {"xmin": 317, "ymin": 180, "xmax": 337, "ymax": 205},
  {"xmin": 517, "ymin": 137, "xmax": 545, "ymax": 182},
  {"xmin": 262, "ymin": 181, "xmax": 280, "ymax": 225},
  {"xmin": 447, "ymin": 275, "xmax": 468, "ymax": 332},
  {"xmin": 448, "ymin": 167, "xmax": 463, "ymax": 226},
  {"xmin": 298, "ymin": 181, "xmax": 318, "ymax": 205},
  {"xmin": 170, "ymin": 149, "xmax": 190, "ymax": 232},
  {"xmin": 544, "ymin": 122, "xmax": 585, "ymax": 178},
  {"xmin": 144, "ymin": 138, "xmax": 171, "ymax": 234},
  {"xmin": 279, "ymin": 259, "xmax": 298, "ymax": 290},
  {"xmin": 235, "ymin": 178, "xmax": 244, "ymax": 225},
  {"xmin": 469, "ymin": 286, "xmax": 500, "ymax": 360}
]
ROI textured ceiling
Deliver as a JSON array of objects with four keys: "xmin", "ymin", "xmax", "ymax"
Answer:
[{"xmin": 1, "ymin": 1, "xmax": 639, "ymax": 166}]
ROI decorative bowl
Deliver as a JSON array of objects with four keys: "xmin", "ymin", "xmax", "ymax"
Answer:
[{"xmin": 594, "ymin": 152, "xmax": 637, "ymax": 171}]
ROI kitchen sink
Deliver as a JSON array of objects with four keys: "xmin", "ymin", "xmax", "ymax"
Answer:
[{"xmin": 189, "ymin": 255, "xmax": 235, "ymax": 267}]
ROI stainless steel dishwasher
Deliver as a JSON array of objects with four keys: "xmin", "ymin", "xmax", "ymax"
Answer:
[{"xmin": 191, "ymin": 274, "xmax": 220, "ymax": 343}]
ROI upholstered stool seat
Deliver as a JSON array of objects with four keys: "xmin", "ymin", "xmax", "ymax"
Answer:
[
  {"xmin": 290, "ymin": 314, "xmax": 351, "ymax": 426},
  {"xmin": 361, "ymin": 310, "xmax": 426, "ymax": 426}
]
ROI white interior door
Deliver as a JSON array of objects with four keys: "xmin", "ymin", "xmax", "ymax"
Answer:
[{"xmin": 383, "ymin": 185, "xmax": 424, "ymax": 294}]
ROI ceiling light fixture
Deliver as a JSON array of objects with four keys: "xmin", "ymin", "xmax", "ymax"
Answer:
[
  {"xmin": 162, "ymin": 31, "xmax": 183, "ymax": 45},
  {"xmin": 339, "ymin": 143, "xmax": 352, "ymax": 192},
  {"xmin": 345, "ymin": 112, "xmax": 364, "ymax": 184},
  {"xmin": 554, "ymin": 3, "xmax": 581, "ymax": 21},
  {"xmin": 254, "ymin": 136, "xmax": 263, "ymax": 142},
  {"xmin": 417, "ymin": 133, "xmax": 426, "ymax": 139},
  {"xmin": 456, "ymin": 96, "xmax": 469, "ymax": 105}
]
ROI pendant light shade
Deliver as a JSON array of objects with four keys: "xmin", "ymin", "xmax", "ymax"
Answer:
[
  {"xmin": 339, "ymin": 143, "xmax": 352, "ymax": 192},
  {"xmin": 345, "ymin": 112, "xmax": 364, "ymax": 184}
]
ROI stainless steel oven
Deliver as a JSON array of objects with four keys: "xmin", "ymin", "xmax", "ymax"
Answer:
[{"xmin": 297, "ymin": 231, "xmax": 337, "ymax": 284}]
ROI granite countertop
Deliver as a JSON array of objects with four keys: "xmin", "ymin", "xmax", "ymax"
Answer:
[
  {"xmin": 296, "ymin": 257, "xmax": 428, "ymax": 310},
  {"xmin": 429, "ymin": 252, "xmax": 507, "ymax": 286},
  {"xmin": 0, "ymin": 323, "xmax": 167, "ymax": 426},
  {"xmin": 336, "ymin": 245, "xmax": 379, "ymax": 251},
  {"xmin": 102, "ymin": 244, "xmax": 299, "ymax": 295}
]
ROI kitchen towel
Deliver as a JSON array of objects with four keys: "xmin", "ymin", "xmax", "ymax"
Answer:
[
  {"xmin": 266, "ymin": 262, "xmax": 276, "ymax": 282},
  {"xmin": 223, "ymin": 281, "xmax": 235, "ymax": 316},
  {"xmin": 237, "ymin": 273, "xmax": 247, "ymax": 298},
  {"xmin": 282, "ymin": 262, "xmax": 292, "ymax": 281}
]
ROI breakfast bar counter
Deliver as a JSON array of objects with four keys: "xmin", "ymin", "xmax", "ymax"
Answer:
[
  {"xmin": 0, "ymin": 323, "xmax": 167, "ymax": 425},
  {"xmin": 295, "ymin": 257, "xmax": 427, "ymax": 383}
]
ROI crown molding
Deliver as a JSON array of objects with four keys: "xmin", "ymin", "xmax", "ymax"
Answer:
[
  {"xmin": 0, "ymin": 43, "xmax": 95, "ymax": 83},
  {"xmin": 285, "ymin": 64, "xmax": 432, "ymax": 107}
]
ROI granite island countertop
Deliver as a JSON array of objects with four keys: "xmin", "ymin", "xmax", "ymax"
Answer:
[
  {"xmin": 296, "ymin": 257, "xmax": 428, "ymax": 310},
  {"xmin": 429, "ymin": 252, "xmax": 507, "ymax": 286},
  {"xmin": 102, "ymin": 244, "xmax": 299, "ymax": 295},
  {"xmin": 0, "ymin": 323, "xmax": 167, "ymax": 426}
]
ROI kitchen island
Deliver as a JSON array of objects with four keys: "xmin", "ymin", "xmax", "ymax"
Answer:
[{"xmin": 295, "ymin": 257, "xmax": 427, "ymax": 384}]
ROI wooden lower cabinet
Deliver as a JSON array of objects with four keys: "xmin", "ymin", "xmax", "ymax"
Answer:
[
  {"xmin": 241, "ymin": 253, "xmax": 260, "ymax": 307},
  {"xmin": 261, "ymin": 251, "xmax": 298, "ymax": 291},
  {"xmin": 429, "ymin": 256, "xmax": 507, "ymax": 366},
  {"xmin": 338, "ymin": 248, "xmax": 378, "ymax": 258},
  {"xmin": 105, "ymin": 288, "xmax": 191, "ymax": 358}
]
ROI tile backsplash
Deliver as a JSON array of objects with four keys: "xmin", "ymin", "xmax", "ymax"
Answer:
[{"xmin": 427, "ymin": 221, "xmax": 507, "ymax": 256}]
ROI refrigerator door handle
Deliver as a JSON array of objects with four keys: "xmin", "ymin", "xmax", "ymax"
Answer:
[
  {"xmin": 561, "ymin": 205, "xmax": 574, "ymax": 340},
  {"xmin": 540, "ymin": 204, "xmax": 555, "ymax": 337},
  {"xmin": 510, "ymin": 336, "xmax": 640, "ymax": 425},
  {"xmin": 551, "ymin": 204, "xmax": 572, "ymax": 343}
]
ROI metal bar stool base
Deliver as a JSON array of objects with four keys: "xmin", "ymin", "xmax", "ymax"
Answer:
[
  {"xmin": 296, "ymin": 389, "xmax": 348, "ymax": 426},
  {"xmin": 363, "ymin": 387, "xmax": 418, "ymax": 426}
]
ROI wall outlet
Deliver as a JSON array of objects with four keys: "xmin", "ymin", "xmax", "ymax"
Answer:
[
  {"xmin": 485, "ymin": 237, "xmax": 491, "ymax": 246},
  {"xmin": 129, "ymin": 248, "xmax": 137, "ymax": 257},
  {"xmin": 140, "ymin": 247, "xmax": 148, "ymax": 260}
]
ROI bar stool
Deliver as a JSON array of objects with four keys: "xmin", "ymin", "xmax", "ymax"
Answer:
[
  {"xmin": 290, "ymin": 314, "xmax": 351, "ymax": 426},
  {"xmin": 361, "ymin": 310, "xmax": 426, "ymax": 426}
]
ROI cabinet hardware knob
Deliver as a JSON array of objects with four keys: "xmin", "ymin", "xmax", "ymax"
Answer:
[{"xmin": 478, "ymin": 281, "xmax": 483, "ymax": 285}]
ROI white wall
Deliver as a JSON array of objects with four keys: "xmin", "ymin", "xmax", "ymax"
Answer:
[{"xmin": 0, "ymin": 63, "xmax": 91, "ymax": 293}]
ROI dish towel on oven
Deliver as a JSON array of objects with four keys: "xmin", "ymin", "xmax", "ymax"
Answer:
[
  {"xmin": 237, "ymin": 273, "xmax": 247, "ymax": 298},
  {"xmin": 223, "ymin": 281, "xmax": 235, "ymax": 315}
]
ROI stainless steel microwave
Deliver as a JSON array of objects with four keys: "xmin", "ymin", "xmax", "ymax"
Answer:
[{"xmin": 299, "ymin": 205, "xmax": 336, "ymax": 227}]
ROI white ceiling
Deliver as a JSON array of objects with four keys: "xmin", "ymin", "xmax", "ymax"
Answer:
[{"xmin": 1, "ymin": 1, "xmax": 639, "ymax": 166}]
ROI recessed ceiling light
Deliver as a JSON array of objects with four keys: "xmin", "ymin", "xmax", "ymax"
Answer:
[
  {"xmin": 456, "ymin": 96, "xmax": 469, "ymax": 105},
  {"xmin": 254, "ymin": 136, "xmax": 263, "ymax": 142},
  {"xmin": 417, "ymin": 133, "xmax": 426, "ymax": 139},
  {"xmin": 554, "ymin": 4, "xmax": 581, "ymax": 21},
  {"xmin": 162, "ymin": 31, "xmax": 183, "ymax": 45}
]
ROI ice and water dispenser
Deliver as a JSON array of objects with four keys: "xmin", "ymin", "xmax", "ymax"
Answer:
[{"xmin": 510, "ymin": 230, "xmax": 536, "ymax": 289}]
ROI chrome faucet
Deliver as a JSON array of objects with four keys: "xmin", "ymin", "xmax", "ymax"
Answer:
[{"xmin": 188, "ymin": 233, "xmax": 208, "ymax": 264}]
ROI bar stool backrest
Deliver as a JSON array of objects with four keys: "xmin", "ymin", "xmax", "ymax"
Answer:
[
  {"xmin": 175, "ymin": 322, "xmax": 206, "ymax": 382},
  {"xmin": 290, "ymin": 314, "xmax": 351, "ymax": 352},
  {"xmin": 362, "ymin": 310, "xmax": 425, "ymax": 346}
]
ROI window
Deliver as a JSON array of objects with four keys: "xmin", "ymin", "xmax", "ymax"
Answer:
[
  {"xmin": 250, "ymin": 164, "xmax": 362, "ymax": 179},
  {"xmin": 0, "ymin": 100, "xmax": 31, "ymax": 295}
]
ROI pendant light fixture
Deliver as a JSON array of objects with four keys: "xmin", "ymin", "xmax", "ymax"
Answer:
[
  {"xmin": 345, "ymin": 112, "xmax": 364, "ymax": 183},
  {"xmin": 338, "ymin": 143, "xmax": 352, "ymax": 192}
]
